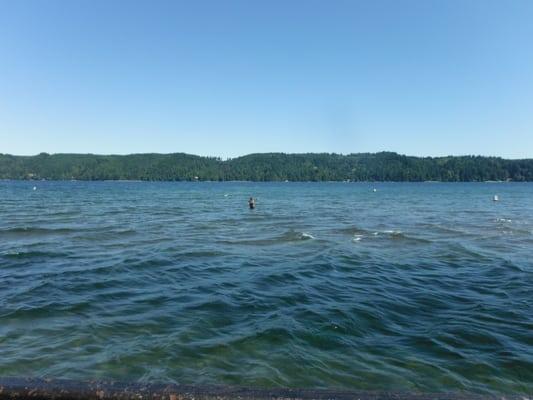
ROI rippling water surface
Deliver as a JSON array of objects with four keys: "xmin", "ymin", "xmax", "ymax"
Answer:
[{"xmin": 1, "ymin": 181, "xmax": 532, "ymax": 395}]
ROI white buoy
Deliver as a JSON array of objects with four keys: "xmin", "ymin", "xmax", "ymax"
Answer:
[
  {"xmin": 32, "ymin": 186, "xmax": 37, "ymax": 191},
  {"xmin": 373, "ymin": 188, "xmax": 377, "ymax": 192},
  {"xmin": 493, "ymin": 195, "xmax": 499, "ymax": 201}
]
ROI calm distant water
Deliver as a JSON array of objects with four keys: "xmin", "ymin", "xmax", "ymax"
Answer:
[{"xmin": 0, "ymin": 181, "xmax": 532, "ymax": 395}]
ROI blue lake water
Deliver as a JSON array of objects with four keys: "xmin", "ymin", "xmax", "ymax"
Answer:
[{"xmin": 0, "ymin": 181, "xmax": 532, "ymax": 395}]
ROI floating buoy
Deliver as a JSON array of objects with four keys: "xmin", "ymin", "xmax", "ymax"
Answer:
[
  {"xmin": 32, "ymin": 186, "xmax": 37, "ymax": 191},
  {"xmin": 373, "ymin": 188, "xmax": 377, "ymax": 192},
  {"xmin": 493, "ymin": 195, "xmax": 499, "ymax": 201}
]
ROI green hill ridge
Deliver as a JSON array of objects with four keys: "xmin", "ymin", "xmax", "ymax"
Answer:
[{"xmin": 1, "ymin": 152, "xmax": 532, "ymax": 182}]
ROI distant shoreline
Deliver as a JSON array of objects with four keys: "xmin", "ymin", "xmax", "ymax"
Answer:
[
  {"xmin": 0, "ymin": 179, "xmax": 524, "ymax": 184},
  {"xmin": 1, "ymin": 152, "xmax": 532, "ymax": 182}
]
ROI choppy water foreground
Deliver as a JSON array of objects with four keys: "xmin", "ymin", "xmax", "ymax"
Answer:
[{"xmin": 0, "ymin": 181, "xmax": 532, "ymax": 395}]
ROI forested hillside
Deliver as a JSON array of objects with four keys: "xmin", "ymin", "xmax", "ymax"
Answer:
[{"xmin": 1, "ymin": 152, "xmax": 532, "ymax": 181}]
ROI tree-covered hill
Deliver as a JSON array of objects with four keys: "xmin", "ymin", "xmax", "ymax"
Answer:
[{"xmin": 0, "ymin": 152, "xmax": 532, "ymax": 181}]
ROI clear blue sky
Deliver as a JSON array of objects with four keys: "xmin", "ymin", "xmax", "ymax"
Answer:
[{"xmin": 1, "ymin": 0, "xmax": 532, "ymax": 159}]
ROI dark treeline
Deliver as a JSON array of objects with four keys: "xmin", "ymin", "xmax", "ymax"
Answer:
[{"xmin": 1, "ymin": 152, "xmax": 532, "ymax": 181}]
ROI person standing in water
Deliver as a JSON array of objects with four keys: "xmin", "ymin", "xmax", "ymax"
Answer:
[{"xmin": 248, "ymin": 197, "xmax": 256, "ymax": 209}]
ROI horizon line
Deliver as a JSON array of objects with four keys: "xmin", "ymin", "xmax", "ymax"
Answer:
[{"xmin": 2, "ymin": 151, "xmax": 532, "ymax": 161}]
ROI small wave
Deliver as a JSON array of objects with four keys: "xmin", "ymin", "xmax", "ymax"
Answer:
[
  {"xmin": 495, "ymin": 218, "xmax": 512, "ymax": 223},
  {"xmin": 176, "ymin": 250, "xmax": 229, "ymax": 259},
  {"xmin": 74, "ymin": 228, "xmax": 138, "ymax": 241},
  {"xmin": 383, "ymin": 230, "xmax": 402, "ymax": 235},
  {"xmin": 352, "ymin": 234, "xmax": 364, "ymax": 242},
  {"xmin": 102, "ymin": 228, "xmax": 137, "ymax": 236},
  {"xmin": 0, "ymin": 227, "xmax": 77, "ymax": 238},
  {"xmin": 422, "ymin": 224, "xmax": 471, "ymax": 236},
  {"xmin": 279, "ymin": 230, "xmax": 315, "ymax": 242},
  {"xmin": 345, "ymin": 229, "xmax": 428, "ymax": 244},
  {"xmin": 492, "ymin": 219, "xmax": 531, "ymax": 236},
  {"xmin": 2, "ymin": 250, "xmax": 70, "ymax": 259},
  {"xmin": 334, "ymin": 226, "xmax": 369, "ymax": 236},
  {"xmin": 437, "ymin": 242, "xmax": 490, "ymax": 262},
  {"xmin": 219, "ymin": 230, "xmax": 315, "ymax": 246},
  {"xmin": 373, "ymin": 230, "xmax": 432, "ymax": 244}
]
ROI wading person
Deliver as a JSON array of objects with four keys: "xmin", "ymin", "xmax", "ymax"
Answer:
[{"xmin": 248, "ymin": 197, "xmax": 256, "ymax": 209}]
